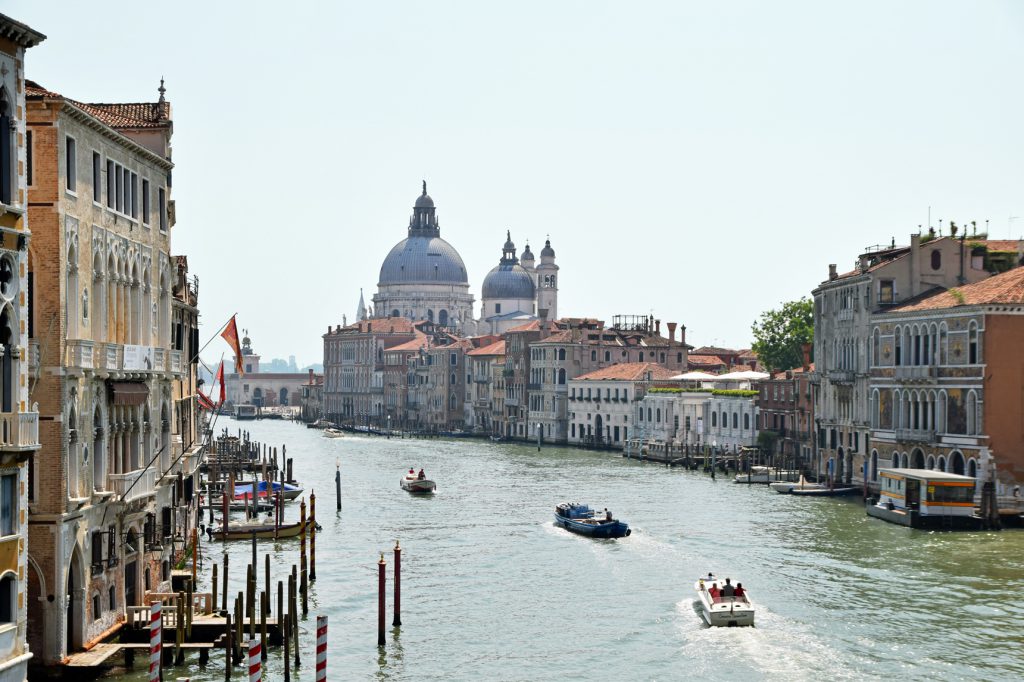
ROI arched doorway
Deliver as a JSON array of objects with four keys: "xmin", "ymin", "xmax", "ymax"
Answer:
[
  {"xmin": 911, "ymin": 448, "xmax": 925, "ymax": 469},
  {"xmin": 279, "ymin": 388, "xmax": 288, "ymax": 406},
  {"xmin": 836, "ymin": 447, "xmax": 845, "ymax": 483},
  {"xmin": 66, "ymin": 549, "xmax": 85, "ymax": 653},
  {"xmin": 951, "ymin": 451, "xmax": 965, "ymax": 476},
  {"xmin": 26, "ymin": 557, "xmax": 45, "ymax": 658},
  {"xmin": 253, "ymin": 387, "xmax": 263, "ymax": 406},
  {"xmin": 594, "ymin": 415, "xmax": 603, "ymax": 444},
  {"xmin": 0, "ymin": 306, "xmax": 15, "ymax": 413},
  {"xmin": 937, "ymin": 455, "xmax": 946, "ymax": 472},
  {"xmin": 968, "ymin": 458, "xmax": 978, "ymax": 478}
]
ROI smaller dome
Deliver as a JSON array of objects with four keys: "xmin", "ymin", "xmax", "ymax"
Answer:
[
  {"xmin": 541, "ymin": 239, "xmax": 555, "ymax": 258},
  {"xmin": 521, "ymin": 243, "xmax": 535, "ymax": 262},
  {"xmin": 415, "ymin": 180, "xmax": 434, "ymax": 208},
  {"xmin": 503, "ymin": 229, "xmax": 515, "ymax": 251},
  {"xmin": 482, "ymin": 263, "xmax": 535, "ymax": 300}
]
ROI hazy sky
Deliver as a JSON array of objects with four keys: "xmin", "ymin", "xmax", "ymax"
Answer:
[{"xmin": 10, "ymin": 0, "xmax": 1023, "ymax": 365}]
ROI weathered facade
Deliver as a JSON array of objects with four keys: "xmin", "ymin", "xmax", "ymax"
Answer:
[{"xmin": 567, "ymin": 363, "xmax": 677, "ymax": 447}]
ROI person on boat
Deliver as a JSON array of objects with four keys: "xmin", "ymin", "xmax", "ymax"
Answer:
[
  {"xmin": 604, "ymin": 508, "xmax": 612, "ymax": 521},
  {"xmin": 734, "ymin": 583, "xmax": 745, "ymax": 599},
  {"xmin": 408, "ymin": 468, "xmax": 415, "ymax": 478},
  {"xmin": 708, "ymin": 584, "xmax": 720, "ymax": 602},
  {"xmin": 721, "ymin": 578, "xmax": 735, "ymax": 598},
  {"xmin": 418, "ymin": 468, "xmax": 426, "ymax": 480}
]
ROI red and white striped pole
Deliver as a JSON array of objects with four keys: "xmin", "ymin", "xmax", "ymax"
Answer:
[
  {"xmin": 148, "ymin": 601, "xmax": 161, "ymax": 682},
  {"xmin": 248, "ymin": 639, "xmax": 262, "ymax": 681},
  {"xmin": 315, "ymin": 615, "xmax": 328, "ymax": 681}
]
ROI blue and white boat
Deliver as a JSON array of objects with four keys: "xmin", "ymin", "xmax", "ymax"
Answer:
[
  {"xmin": 232, "ymin": 480, "xmax": 304, "ymax": 501},
  {"xmin": 554, "ymin": 502, "xmax": 631, "ymax": 538}
]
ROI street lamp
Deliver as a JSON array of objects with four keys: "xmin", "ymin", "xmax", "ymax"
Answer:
[
  {"xmin": 536, "ymin": 422, "xmax": 542, "ymax": 452},
  {"xmin": 387, "ymin": 414, "xmax": 392, "ymax": 438}
]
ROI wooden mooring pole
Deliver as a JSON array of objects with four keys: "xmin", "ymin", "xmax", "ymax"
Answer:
[{"xmin": 378, "ymin": 553, "xmax": 386, "ymax": 647}]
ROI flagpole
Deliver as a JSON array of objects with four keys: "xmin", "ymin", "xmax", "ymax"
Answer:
[{"xmin": 191, "ymin": 312, "xmax": 238, "ymax": 366}]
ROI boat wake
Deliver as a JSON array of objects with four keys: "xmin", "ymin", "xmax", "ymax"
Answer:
[{"xmin": 674, "ymin": 599, "xmax": 859, "ymax": 680}]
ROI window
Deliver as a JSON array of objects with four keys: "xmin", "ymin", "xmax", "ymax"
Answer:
[
  {"xmin": 92, "ymin": 594, "xmax": 101, "ymax": 620},
  {"xmin": 65, "ymin": 136, "xmax": 77, "ymax": 192},
  {"xmin": 0, "ymin": 574, "xmax": 13, "ymax": 623},
  {"xmin": 591, "ymin": 350, "xmax": 597, "ymax": 361},
  {"xmin": 0, "ymin": 474, "xmax": 15, "ymax": 536},
  {"xmin": 604, "ymin": 350, "xmax": 610, "ymax": 362},
  {"xmin": 92, "ymin": 152, "xmax": 101, "ymax": 201},
  {"xmin": 142, "ymin": 178, "xmax": 150, "ymax": 224},
  {"xmin": 26, "ymin": 131, "xmax": 32, "ymax": 186},
  {"xmin": 879, "ymin": 279, "xmax": 895, "ymax": 305},
  {"xmin": 106, "ymin": 160, "xmax": 115, "ymax": 208},
  {"xmin": 711, "ymin": 412, "xmax": 717, "ymax": 427},
  {"xmin": 158, "ymin": 187, "xmax": 167, "ymax": 231},
  {"xmin": 931, "ymin": 250, "xmax": 941, "ymax": 271},
  {"xmin": 495, "ymin": 303, "xmax": 501, "ymax": 314},
  {"xmin": 130, "ymin": 172, "xmax": 138, "ymax": 218},
  {"xmin": 968, "ymin": 323, "xmax": 979, "ymax": 364},
  {"xmin": 91, "ymin": 531, "xmax": 103, "ymax": 568},
  {"xmin": 109, "ymin": 585, "xmax": 116, "ymax": 611}
]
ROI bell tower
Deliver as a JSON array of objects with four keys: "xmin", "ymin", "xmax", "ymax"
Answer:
[{"xmin": 536, "ymin": 238, "xmax": 558, "ymax": 320}]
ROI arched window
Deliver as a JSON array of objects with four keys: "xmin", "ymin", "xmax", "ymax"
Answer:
[
  {"xmin": 966, "ymin": 391, "xmax": 977, "ymax": 435},
  {"xmin": 391, "ymin": 309, "xmax": 399, "ymax": 318},
  {"xmin": 950, "ymin": 451, "xmax": 965, "ymax": 476},
  {"xmin": 0, "ymin": 573, "xmax": 15, "ymax": 623},
  {"xmin": 639, "ymin": 352, "xmax": 644, "ymax": 362},
  {"xmin": 925, "ymin": 454, "xmax": 935, "ymax": 470},
  {"xmin": 711, "ymin": 412, "xmax": 717, "ymax": 427},
  {"xmin": 656, "ymin": 409, "xmax": 661, "ymax": 423},
  {"xmin": 604, "ymin": 350, "xmax": 610, "ymax": 362},
  {"xmin": 968, "ymin": 458, "xmax": 978, "ymax": 478},
  {"xmin": 438, "ymin": 309, "xmax": 448, "ymax": 327},
  {"xmin": 891, "ymin": 452, "xmax": 900, "ymax": 469},
  {"xmin": 870, "ymin": 450, "xmax": 878, "ymax": 481},
  {"xmin": 931, "ymin": 250, "xmax": 941, "ymax": 271},
  {"xmin": 558, "ymin": 349, "xmax": 566, "ymax": 361},
  {"xmin": 732, "ymin": 412, "xmax": 738, "ymax": 429},
  {"xmin": 872, "ymin": 328, "xmax": 881, "ymax": 367},
  {"xmin": 557, "ymin": 368, "xmax": 566, "ymax": 385},
  {"xmin": 426, "ymin": 309, "xmax": 434, "ymax": 323},
  {"xmin": 937, "ymin": 455, "xmax": 946, "ymax": 472},
  {"xmin": 721, "ymin": 411, "xmax": 727, "ymax": 428},
  {"xmin": 93, "ymin": 407, "xmax": 105, "ymax": 491},
  {"xmin": 0, "ymin": 89, "xmax": 13, "ymax": 204},
  {"xmin": 743, "ymin": 413, "xmax": 750, "ymax": 430},
  {"xmin": 894, "ymin": 326, "xmax": 902, "ymax": 366}
]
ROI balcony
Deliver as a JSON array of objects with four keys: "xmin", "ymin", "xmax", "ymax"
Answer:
[
  {"xmin": 170, "ymin": 350, "xmax": 184, "ymax": 375},
  {"xmin": 894, "ymin": 428, "xmax": 935, "ymax": 444},
  {"xmin": 527, "ymin": 383, "xmax": 542, "ymax": 391},
  {"xmin": 66, "ymin": 339, "xmax": 95, "ymax": 370},
  {"xmin": 153, "ymin": 347, "xmax": 167, "ymax": 372},
  {"xmin": 894, "ymin": 366, "xmax": 936, "ymax": 381},
  {"xmin": 0, "ymin": 411, "xmax": 39, "ymax": 450},
  {"xmin": 828, "ymin": 370, "xmax": 855, "ymax": 385},
  {"xmin": 109, "ymin": 467, "xmax": 157, "ymax": 503},
  {"xmin": 95, "ymin": 342, "xmax": 123, "ymax": 372}
]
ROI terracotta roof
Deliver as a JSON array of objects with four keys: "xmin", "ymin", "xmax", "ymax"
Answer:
[
  {"xmin": 893, "ymin": 266, "xmax": 1024, "ymax": 312},
  {"xmin": 983, "ymin": 240, "xmax": 1024, "ymax": 252},
  {"xmin": 26, "ymin": 79, "xmax": 171, "ymax": 129},
  {"xmin": 573, "ymin": 362, "xmax": 678, "ymax": 382},
  {"xmin": 692, "ymin": 346, "xmax": 738, "ymax": 355},
  {"xmin": 387, "ymin": 335, "xmax": 429, "ymax": 352},
  {"xmin": 334, "ymin": 318, "xmax": 418, "ymax": 335},
  {"xmin": 467, "ymin": 340, "xmax": 506, "ymax": 356},
  {"xmin": 686, "ymin": 355, "xmax": 727, "ymax": 367}
]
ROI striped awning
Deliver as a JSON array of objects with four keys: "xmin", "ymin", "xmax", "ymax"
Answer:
[{"xmin": 110, "ymin": 381, "xmax": 149, "ymax": 406}]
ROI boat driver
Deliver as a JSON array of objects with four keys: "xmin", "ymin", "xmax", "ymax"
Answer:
[
  {"xmin": 721, "ymin": 578, "xmax": 735, "ymax": 598},
  {"xmin": 418, "ymin": 468, "xmax": 426, "ymax": 480}
]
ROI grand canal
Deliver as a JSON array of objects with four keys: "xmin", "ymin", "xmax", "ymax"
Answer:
[{"xmin": 115, "ymin": 418, "xmax": 1024, "ymax": 681}]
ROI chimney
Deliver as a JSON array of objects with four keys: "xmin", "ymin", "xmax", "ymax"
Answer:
[
  {"xmin": 655, "ymin": 319, "xmax": 661, "ymax": 335},
  {"xmin": 801, "ymin": 343, "xmax": 811, "ymax": 372},
  {"xmin": 679, "ymin": 324, "xmax": 687, "ymax": 347},
  {"xmin": 667, "ymin": 322, "xmax": 677, "ymax": 342},
  {"xmin": 748, "ymin": 360, "xmax": 756, "ymax": 370},
  {"xmin": 309, "ymin": 368, "xmax": 314, "ymax": 385},
  {"xmin": 828, "ymin": 264, "xmax": 838, "ymax": 280}
]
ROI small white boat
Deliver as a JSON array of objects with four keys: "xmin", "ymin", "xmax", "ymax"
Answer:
[
  {"xmin": 694, "ymin": 574, "xmax": 754, "ymax": 627},
  {"xmin": 770, "ymin": 476, "xmax": 859, "ymax": 496},
  {"xmin": 323, "ymin": 428, "xmax": 345, "ymax": 439},
  {"xmin": 734, "ymin": 466, "xmax": 800, "ymax": 484},
  {"xmin": 400, "ymin": 470, "xmax": 436, "ymax": 494}
]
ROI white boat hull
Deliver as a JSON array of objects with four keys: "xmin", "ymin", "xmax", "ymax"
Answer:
[{"xmin": 400, "ymin": 478, "xmax": 436, "ymax": 493}]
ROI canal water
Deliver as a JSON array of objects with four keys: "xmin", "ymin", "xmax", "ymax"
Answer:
[{"xmin": 112, "ymin": 417, "xmax": 1024, "ymax": 681}]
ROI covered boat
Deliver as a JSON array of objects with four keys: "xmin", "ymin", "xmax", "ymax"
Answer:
[
  {"xmin": 694, "ymin": 573, "xmax": 754, "ymax": 627},
  {"xmin": 866, "ymin": 468, "xmax": 980, "ymax": 530},
  {"xmin": 554, "ymin": 502, "xmax": 631, "ymax": 538},
  {"xmin": 233, "ymin": 480, "xmax": 304, "ymax": 501},
  {"xmin": 734, "ymin": 466, "xmax": 800, "ymax": 484},
  {"xmin": 769, "ymin": 476, "xmax": 860, "ymax": 496},
  {"xmin": 323, "ymin": 428, "xmax": 345, "ymax": 438},
  {"xmin": 401, "ymin": 469, "xmax": 436, "ymax": 494}
]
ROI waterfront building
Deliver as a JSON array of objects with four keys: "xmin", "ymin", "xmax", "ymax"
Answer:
[
  {"xmin": 405, "ymin": 334, "xmax": 470, "ymax": 431},
  {"xmin": 866, "ymin": 264, "xmax": 1024, "ymax": 496},
  {"xmin": 322, "ymin": 318, "xmax": 418, "ymax": 425},
  {"xmin": 382, "ymin": 333, "xmax": 426, "ymax": 430},
  {"xmin": 812, "ymin": 232, "xmax": 1012, "ymax": 487},
  {"xmin": 500, "ymin": 319, "xmax": 554, "ymax": 438},
  {"xmin": 702, "ymin": 392, "xmax": 759, "ymax": 454},
  {"xmin": 529, "ymin": 316, "xmax": 689, "ymax": 444},
  {"xmin": 224, "ymin": 334, "xmax": 317, "ymax": 411},
  {"xmin": 757, "ymin": 356, "xmax": 815, "ymax": 468},
  {"xmin": 25, "ymin": 76, "xmax": 200, "ymax": 665},
  {"xmin": 567, "ymin": 363, "xmax": 677, "ymax": 447},
  {"xmin": 0, "ymin": 15, "xmax": 44, "ymax": 681},
  {"xmin": 372, "ymin": 183, "xmax": 475, "ymax": 331},
  {"xmin": 466, "ymin": 339, "xmax": 505, "ymax": 433},
  {"xmin": 299, "ymin": 370, "xmax": 323, "ymax": 423},
  {"xmin": 633, "ymin": 389, "xmax": 712, "ymax": 450}
]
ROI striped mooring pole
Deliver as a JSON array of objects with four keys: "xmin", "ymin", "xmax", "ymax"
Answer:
[
  {"xmin": 148, "ymin": 601, "xmax": 162, "ymax": 682},
  {"xmin": 315, "ymin": 615, "xmax": 328, "ymax": 681},
  {"xmin": 248, "ymin": 639, "xmax": 262, "ymax": 682}
]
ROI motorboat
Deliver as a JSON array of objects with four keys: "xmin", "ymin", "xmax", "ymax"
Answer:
[
  {"xmin": 210, "ymin": 516, "xmax": 314, "ymax": 541},
  {"xmin": 554, "ymin": 502, "xmax": 631, "ymax": 538},
  {"xmin": 734, "ymin": 466, "xmax": 800, "ymax": 484},
  {"xmin": 233, "ymin": 480, "xmax": 304, "ymax": 501},
  {"xmin": 770, "ymin": 475, "xmax": 860, "ymax": 496},
  {"xmin": 323, "ymin": 428, "xmax": 345, "ymax": 439},
  {"xmin": 694, "ymin": 573, "xmax": 754, "ymax": 627},
  {"xmin": 401, "ymin": 469, "xmax": 436, "ymax": 494}
]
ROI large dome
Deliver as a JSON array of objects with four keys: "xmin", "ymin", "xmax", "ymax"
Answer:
[
  {"xmin": 379, "ymin": 236, "xmax": 469, "ymax": 285},
  {"xmin": 482, "ymin": 263, "xmax": 535, "ymax": 300}
]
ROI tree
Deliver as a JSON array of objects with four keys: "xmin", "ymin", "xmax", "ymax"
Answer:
[{"xmin": 750, "ymin": 298, "xmax": 814, "ymax": 372}]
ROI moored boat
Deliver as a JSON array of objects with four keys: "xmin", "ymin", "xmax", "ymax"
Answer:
[
  {"xmin": 769, "ymin": 476, "xmax": 860, "ymax": 496},
  {"xmin": 866, "ymin": 468, "xmax": 981, "ymax": 530},
  {"xmin": 553, "ymin": 502, "xmax": 631, "ymax": 538},
  {"xmin": 233, "ymin": 480, "xmax": 304, "ymax": 501},
  {"xmin": 210, "ymin": 517, "xmax": 314, "ymax": 541},
  {"xmin": 694, "ymin": 573, "xmax": 754, "ymax": 627},
  {"xmin": 401, "ymin": 469, "xmax": 436, "ymax": 493},
  {"xmin": 323, "ymin": 428, "xmax": 345, "ymax": 439},
  {"xmin": 734, "ymin": 466, "xmax": 800, "ymax": 484}
]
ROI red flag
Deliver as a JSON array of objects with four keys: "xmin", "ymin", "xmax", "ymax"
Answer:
[
  {"xmin": 197, "ymin": 390, "xmax": 216, "ymax": 411},
  {"xmin": 216, "ymin": 361, "xmax": 226, "ymax": 406},
  {"xmin": 221, "ymin": 315, "xmax": 244, "ymax": 375}
]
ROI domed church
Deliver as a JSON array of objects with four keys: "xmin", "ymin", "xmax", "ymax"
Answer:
[
  {"xmin": 367, "ymin": 183, "xmax": 558, "ymax": 335},
  {"xmin": 372, "ymin": 182, "xmax": 476, "ymax": 331}
]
